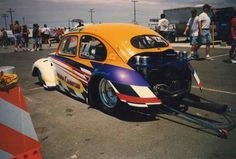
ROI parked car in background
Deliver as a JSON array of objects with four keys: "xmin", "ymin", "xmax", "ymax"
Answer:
[
  {"xmin": 148, "ymin": 19, "xmax": 176, "ymax": 42},
  {"xmin": 32, "ymin": 23, "xmax": 193, "ymax": 114},
  {"xmin": 148, "ymin": 18, "xmax": 159, "ymax": 30},
  {"xmin": 6, "ymin": 30, "xmax": 14, "ymax": 45},
  {"xmin": 164, "ymin": 23, "xmax": 176, "ymax": 42}
]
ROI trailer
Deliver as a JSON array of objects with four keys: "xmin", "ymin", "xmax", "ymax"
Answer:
[{"xmin": 163, "ymin": 5, "xmax": 236, "ymax": 42}]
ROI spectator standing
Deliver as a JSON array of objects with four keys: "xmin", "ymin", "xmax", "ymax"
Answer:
[
  {"xmin": 229, "ymin": 14, "xmax": 236, "ymax": 63},
  {"xmin": 64, "ymin": 27, "xmax": 70, "ymax": 34},
  {"xmin": 55, "ymin": 28, "xmax": 63, "ymax": 41},
  {"xmin": 184, "ymin": 9, "xmax": 201, "ymax": 59},
  {"xmin": 157, "ymin": 14, "xmax": 169, "ymax": 39},
  {"xmin": 0, "ymin": 28, "xmax": 8, "ymax": 48},
  {"xmin": 31, "ymin": 24, "xmax": 40, "ymax": 52},
  {"xmin": 38, "ymin": 26, "xmax": 43, "ymax": 50},
  {"xmin": 22, "ymin": 25, "xmax": 30, "ymax": 51},
  {"xmin": 41, "ymin": 24, "xmax": 51, "ymax": 47},
  {"xmin": 199, "ymin": 4, "xmax": 212, "ymax": 60},
  {"xmin": 13, "ymin": 20, "xmax": 22, "ymax": 52}
]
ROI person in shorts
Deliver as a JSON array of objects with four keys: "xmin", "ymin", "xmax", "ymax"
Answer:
[
  {"xmin": 13, "ymin": 20, "xmax": 22, "ymax": 52},
  {"xmin": 31, "ymin": 24, "xmax": 40, "ymax": 52},
  {"xmin": 22, "ymin": 25, "xmax": 30, "ymax": 51},
  {"xmin": 199, "ymin": 4, "xmax": 212, "ymax": 60},
  {"xmin": 41, "ymin": 24, "xmax": 51, "ymax": 47},
  {"xmin": 184, "ymin": 9, "xmax": 201, "ymax": 59}
]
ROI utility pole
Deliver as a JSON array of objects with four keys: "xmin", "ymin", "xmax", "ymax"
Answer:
[
  {"xmin": 89, "ymin": 9, "xmax": 95, "ymax": 23},
  {"xmin": 7, "ymin": 8, "xmax": 15, "ymax": 26},
  {"xmin": 2, "ymin": 14, "xmax": 8, "ymax": 29},
  {"xmin": 131, "ymin": 0, "xmax": 138, "ymax": 24}
]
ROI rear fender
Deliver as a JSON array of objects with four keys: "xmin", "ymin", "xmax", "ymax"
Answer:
[
  {"xmin": 90, "ymin": 63, "xmax": 161, "ymax": 107},
  {"xmin": 91, "ymin": 63, "xmax": 149, "ymax": 86}
]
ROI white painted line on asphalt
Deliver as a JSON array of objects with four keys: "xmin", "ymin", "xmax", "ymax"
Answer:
[
  {"xmin": 28, "ymin": 87, "xmax": 43, "ymax": 91},
  {"xmin": 25, "ymin": 96, "xmax": 32, "ymax": 102},
  {"xmin": 211, "ymin": 53, "xmax": 228, "ymax": 59},
  {"xmin": 192, "ymin": 85, "xmax": 236, "ymax": 96}
]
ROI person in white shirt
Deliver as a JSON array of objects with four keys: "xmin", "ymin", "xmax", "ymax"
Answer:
[
  {"xmin": 184, "ymin": 9, "xmax": 201, "ymax": 59},
  {"xmin": 199, "ymin": 4, "xmax": 212, "ymax": 60},
  {"xmin": 157, "ymin": 14, "xmax": 169, "ymax": 39},
  {"xmin": 41, "ymin": 24, "xmax": 51, "ymax": 47}
]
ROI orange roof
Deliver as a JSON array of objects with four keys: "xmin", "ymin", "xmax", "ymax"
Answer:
[{"xmin": 74, "ymin": 23, "xmax": 172, "ymax": 62}]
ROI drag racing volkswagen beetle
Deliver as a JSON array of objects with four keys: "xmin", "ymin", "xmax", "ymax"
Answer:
[{"xmin": 32, "ymin": 23, "xmax": 195, "ymax": 114}]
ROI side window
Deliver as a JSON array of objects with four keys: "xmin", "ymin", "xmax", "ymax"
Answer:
[
  {"xmin": 58, "ymin": 36, "xmax": 78, "ymax": 56},
  {"xmin": 79, "ymin": 35, "xmax": 107, "ymax": 61}
]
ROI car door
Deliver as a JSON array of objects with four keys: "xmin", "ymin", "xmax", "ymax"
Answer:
[{"xmin": 53, "ymin": 35, "xmax": 87, "ymax": 100}]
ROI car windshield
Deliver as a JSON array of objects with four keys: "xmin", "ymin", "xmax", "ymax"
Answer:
[{"xmin": 131, "ymin": 35, "xmax": 169, "ymax": 49}]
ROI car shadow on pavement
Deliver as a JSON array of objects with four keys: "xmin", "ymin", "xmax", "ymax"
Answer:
[
  {"xmin": 112, "ymin": 106, "xmax": 222, "ymax": 138},
  {"xmin": 45, "ymin": 85, "xmax": 161, "ymax": 122},
  {"xmin": 115, "ymin": 107, "xmax": 161, "ymax": 122}
]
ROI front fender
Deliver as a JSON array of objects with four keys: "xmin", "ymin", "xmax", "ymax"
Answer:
[{"xmin": 32, "ymin": 58, "xmax": 57, "ymax": 87}]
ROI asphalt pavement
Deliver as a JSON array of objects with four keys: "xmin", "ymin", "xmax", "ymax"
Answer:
[{"xmin": 0, "ymin": 43, "xmax": 236, "ymax": 159}]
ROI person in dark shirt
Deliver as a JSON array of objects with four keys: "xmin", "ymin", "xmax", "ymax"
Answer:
[
  {"xmin": 13, "ymin": 20, "xmax": 22, "ymax": 52},
  {"xmin": 22, "ymin": 25, "xmax": 30, "ymax": 51},
  {"xmin": 31, "ymin": 24, "xmax": 40, "ymax": 52}
]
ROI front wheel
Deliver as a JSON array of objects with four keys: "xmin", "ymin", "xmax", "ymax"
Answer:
[
  {"xmin": 37, "ymin": 71, "xmax": 44, "ymax": 86},
  {"xmin": 36, "ymin": 70, "xmax": 52, "ymax": 90}
]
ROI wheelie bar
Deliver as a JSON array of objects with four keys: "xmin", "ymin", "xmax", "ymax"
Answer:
[
  {"xmin": 226, "ymin": 106, "xmax": 236, "ymax": 117},
  {"xmin": 162, "ymin": 104, "xmax": 235, "ymax": 138},
  {"xmin": 181, "ymin": 94, "xmax": 236, "ymax": 116}
]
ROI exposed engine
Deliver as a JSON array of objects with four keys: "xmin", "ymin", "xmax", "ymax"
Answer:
[{"xmin": 128, "ymin": 49, "xmax": 192, "ymax": 101}]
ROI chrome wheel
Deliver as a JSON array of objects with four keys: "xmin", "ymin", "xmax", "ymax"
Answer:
[{"xmin": 98, "ymin": 78, "xmax": 117, "ymax": 109}]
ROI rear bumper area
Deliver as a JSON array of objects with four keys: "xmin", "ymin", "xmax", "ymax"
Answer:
[
  {"xmin": 109, "ymin": 81, "xmax": 161, "ymax": 108},
  {"xmin": 117, "ymin": 93, "xmax": 161, "ymax": 107}
]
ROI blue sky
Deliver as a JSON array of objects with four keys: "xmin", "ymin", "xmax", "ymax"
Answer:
[{"xmin": 0, "ymin": 0, "xmax": 235, "ymax": 28}]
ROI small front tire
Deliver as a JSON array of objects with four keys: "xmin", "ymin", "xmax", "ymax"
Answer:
[{"xmin": 36, "ymin": 70, "xmax": 52, "ymax": 90}]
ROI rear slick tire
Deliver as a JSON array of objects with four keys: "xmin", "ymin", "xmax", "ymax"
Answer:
[{"xmin": 98, "ymin": 78, "xmax": 119, "ymax": 115}]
